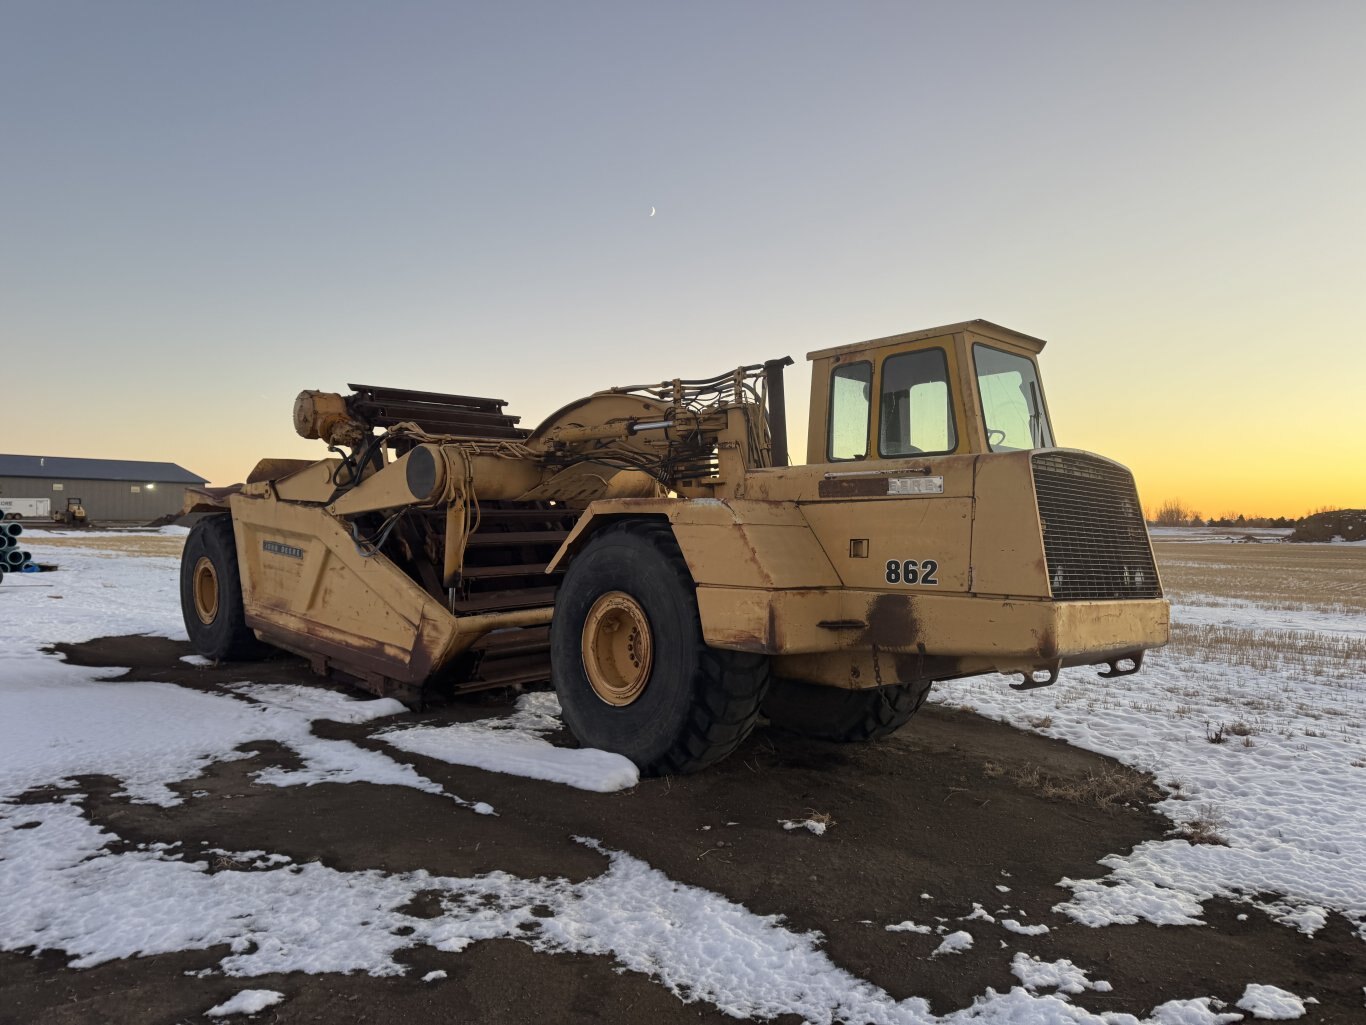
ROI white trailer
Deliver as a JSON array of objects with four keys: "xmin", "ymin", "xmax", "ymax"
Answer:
[{"xmin": 0, "ymin": 497, "xmax": 51, "ymax": 520}]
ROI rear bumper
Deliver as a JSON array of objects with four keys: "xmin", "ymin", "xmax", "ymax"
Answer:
[{"xmin": 697, "ymin": 586, "xmax": 1169, "ymax": 677}]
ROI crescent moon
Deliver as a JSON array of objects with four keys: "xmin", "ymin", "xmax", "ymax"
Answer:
[{"xmin": 650, "ymin": 206, "xmax": 656, "ymax": 216}]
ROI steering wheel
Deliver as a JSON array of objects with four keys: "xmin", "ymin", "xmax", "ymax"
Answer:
[{"xmin": 987, "ymin": 428, "xmax": 1007, "ymax": 447}]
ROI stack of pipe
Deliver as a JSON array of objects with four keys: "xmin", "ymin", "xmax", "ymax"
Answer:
[{"xmin": 0, "ymin": 522, "xmax": 32, "ymax": 583}]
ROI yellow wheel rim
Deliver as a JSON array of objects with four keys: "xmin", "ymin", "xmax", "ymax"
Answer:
[
  {"xmin": 582, "ymin": 591, "xmax": 653, "ymax": 707},
  {"xmin": 192, "ymin": 556, "xmax": 220, "ymax": 625}
]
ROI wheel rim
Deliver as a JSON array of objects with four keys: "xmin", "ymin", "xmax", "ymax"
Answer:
[
  {"xmin": 582, "ymin": 591, "xmax": 654, "ymax": 706},
  {"xmin": 192, "ymin": 556, "xmax": 220, "ymax": 625}
]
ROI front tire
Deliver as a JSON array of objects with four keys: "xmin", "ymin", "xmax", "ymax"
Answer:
[
  {"xmin": 179, "ymin": 515, "xmax": 270, "ymax": 661},
  {"xmin": 763, "ymin": 677, "xmax": 932, "ymax": 742},
  {"xmin": 550, "ymin": 520, "xmax": 769, "ymax": 775}
]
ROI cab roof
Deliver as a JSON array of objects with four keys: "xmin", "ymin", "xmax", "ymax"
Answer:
[{"xmin": 806, "ymin": 319, "xmax": 1048, "ymax": 362}]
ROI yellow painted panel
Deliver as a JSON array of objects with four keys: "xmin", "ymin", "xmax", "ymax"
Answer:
[{"xmin": 800, "ymin": 498, "xmax": 973, "ymax": 591}]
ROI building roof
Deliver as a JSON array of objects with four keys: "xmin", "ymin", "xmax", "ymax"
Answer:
[{"xmin": 0, "ymin": 453, "xmax": 208, "ymax": 484}]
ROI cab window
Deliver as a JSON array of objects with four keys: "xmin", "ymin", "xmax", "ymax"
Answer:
[
  {"xmin": 827, "ymin": 361, "xmax": 871, "ymax": 460},
  {"xmin": 974, "ymin": 344, "xmax": 1055, "ymax": 451},
  {"xmin": 878, "ymin": 348, "xmax": 955, "ymax": 456}
]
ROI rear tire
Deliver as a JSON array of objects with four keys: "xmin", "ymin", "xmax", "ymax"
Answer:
[
  {"xmin": 179, "ymin": 515, "xmax": 270, "ymax": 661},
  {"xmin": 763, "ymin": 677, "xmax": 932, "ymax": 742},
  {"xmin": 550, "ymin": 520, "xmax": 769, "ymax": 775}
]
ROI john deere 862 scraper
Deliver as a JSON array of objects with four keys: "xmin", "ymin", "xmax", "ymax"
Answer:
[{"xmin": 181, "ymin": 320, "xmax": 1168, "ymax": 774}]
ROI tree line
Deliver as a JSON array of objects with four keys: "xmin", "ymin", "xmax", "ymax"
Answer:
[{"xmin": 1145, "ymin": 500, "xmax": 1337, "ymax": 528}]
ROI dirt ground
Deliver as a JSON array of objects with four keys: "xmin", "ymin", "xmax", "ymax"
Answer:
[{"xmin": 6, "ymin": 632, "xmax": 1366, "ymax": 1025}]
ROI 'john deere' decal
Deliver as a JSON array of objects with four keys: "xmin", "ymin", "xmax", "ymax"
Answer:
[{"xmin": 263, "ymin": 540, "xmax": 304, "ymax": 560}]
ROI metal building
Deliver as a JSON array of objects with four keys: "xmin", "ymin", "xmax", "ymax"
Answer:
[{"xmin": 0, "ymin": 454, "xmax": 208, "ymax": 523}]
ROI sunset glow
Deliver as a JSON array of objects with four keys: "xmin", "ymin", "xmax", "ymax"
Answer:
[{"xmin": 2, "ymin": 4, "xmax": 1362, "ymax": 519}]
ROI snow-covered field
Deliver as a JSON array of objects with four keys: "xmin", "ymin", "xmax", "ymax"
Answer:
[
  {"xmin": 936, "ymin": 604, "xmax": 1366, "ymax": 942},
  {"xmin": 2, "ymin": 531, "xmax": 1362, "ymax": 1022}
]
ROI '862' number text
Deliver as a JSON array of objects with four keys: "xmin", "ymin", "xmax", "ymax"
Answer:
[{"xmin": 885, "ymin": 559, "xmax": 939, "ymax": 586}]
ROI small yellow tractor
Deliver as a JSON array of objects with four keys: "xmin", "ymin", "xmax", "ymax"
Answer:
[
  {"xmin": 53, "ymin": 498, "xmax": 91, "ymax": 528},
  {"xmin": 181, "ymin": 320, "xmax": 1168, "ymax": 773}
]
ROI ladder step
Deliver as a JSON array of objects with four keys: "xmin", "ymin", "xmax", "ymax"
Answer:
[
  {"xmin": 477, "ymin": 508, "xmax": 578, "ymax": 522},
  {"xmin": 465, "ymin": 530, "xmax": 569, "ymax": 546},
  {"xmin": 461, "ymin": 562, "xmax": 557, "ymax": 580},
  {"xmin": 452, "ymin": 586, "xmax": 558, "ymax": 614},
  {"xmin": 470, "ymin": 653, "xmax": 552, "ymax": 688},
  {"xmin": 473, "ymin": 625, "xmax": 551, "ymax": 655},
  {"xmin": 479, "ymin": 640, "xmax": 551, "ymax": 660}
]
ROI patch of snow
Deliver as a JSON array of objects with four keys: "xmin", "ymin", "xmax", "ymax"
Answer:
[
  {"xmin": 1147, "ymin": 997, "xmax": 1244, "ymax": 1024},
  {"xmin": 204, "ymin": 849, "xmax": 293, "ymax": 869},
  {"xmin": 0, "ymin": 660, "xmax": 452, "ymax": 807},
  {"xmin": 930, "ymin": 930, "xmax": 973, "ymax": 957},
  {"xmin": 232, "ymin": 683, "xmax": 407, "ymax": 724},
  {"xmin": 181, "ymin": 654, "xmax": 214, "ymax": 667},
  {"xmin": 1236, "ymin": 984, "xmax": 1306, "ymax": 1019},
  {"xmin": 0, "ymin": 554, "xmax": 477, "ymax": 809},
  {"xmin": 206, "ymin": 989, "xmax": 285, "ymax": 1016},
  {"xmin": 886, "ymin": 920, "xmax": 933, "ymax": 934},
  {"xmin": 1058, "ymin": 873, "xmax": 1206, "ymax": 929},
  {"xmin": 1010, "ymin": 953, "xmax": 1112, "ymax": 994},
  {"xmin": 421, "ymin": 970, "xmax": 446, "ymax": 982},
  {"xmin": 961, "ymin": 903, "xmax": 995, "ymax": 923},
  {"xmin": 380, "ymin": 692, "xmax": 638, "ymax": 793},
  {"xmin": 1000, "ymin": 919, "xmax": 1050, "ymax": 936},
  {"xmin": 780, "ymin": 817, "xmax": 829, "ymax": 836}
]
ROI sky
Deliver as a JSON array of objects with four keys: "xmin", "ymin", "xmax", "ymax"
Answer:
[{"xmin": 2, "ymin": 1, "xmax": 1363, "ymax": 517}]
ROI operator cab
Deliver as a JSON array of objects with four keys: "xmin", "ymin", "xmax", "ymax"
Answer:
[{"xmin": 806, "ymin": 320, "xmax": 1056, "ymax": 463}]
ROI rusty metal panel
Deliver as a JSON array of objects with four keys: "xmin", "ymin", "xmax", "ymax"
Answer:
[
  {"xmin": 229, "ymin": 494, "xmax": 463, "ymax": 684},
  {"xmin": 701, "ymin": 582, "xmax": 1169, "ymax": 689},
  {"xmin": 1052, "ymin": 599, "xmax": 1169, "ymax": 659}
]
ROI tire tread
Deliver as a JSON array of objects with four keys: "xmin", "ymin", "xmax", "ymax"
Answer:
[
  {"xmin": 563, "ymin": 519, "xmax": 769, "ymax": 775},
  {"xmin": 763, "ymin": 677, "xmax": 932, "ymax": 743},
  {"xmin": 180, "ymin": 515, "xmax": 270, "ymax": 661}
]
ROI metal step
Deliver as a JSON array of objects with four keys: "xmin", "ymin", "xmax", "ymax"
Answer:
[
  {"xmin": 465, "ymin": 530, "xmax": 569, "ymax": 547},
  {"xmin": 451, "ymin": 586, "xmax": 558, "ymax": 614},
  {"xmin": 467, "ymin": 652, "xmax": 553, "ymax": 689},
  {"xmin": 476, "ymin": 508, "xmax": 579, "ymax": 522},
  {"xmin": 473, "ymin": 625, "xmax": 551, "ymax": 657},
  {"xmin": 461, "ymin": 562, "xmax": 557, "ymax": 580}
]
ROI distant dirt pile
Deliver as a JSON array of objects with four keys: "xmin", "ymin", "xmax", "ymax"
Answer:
[{"xmin": 1288, "ymin": 509, "xmax": 1366, "ymax": 543}]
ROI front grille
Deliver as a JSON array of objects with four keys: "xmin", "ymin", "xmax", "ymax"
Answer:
[{"xmin": 1032, "ymin": 452, "xmax": 1161, "ymax": 601}]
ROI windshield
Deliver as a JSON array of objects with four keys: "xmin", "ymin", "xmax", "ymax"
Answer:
[{"xmin": 973, "ymin": 344, "xmax": 1054, "ymax": 451}]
